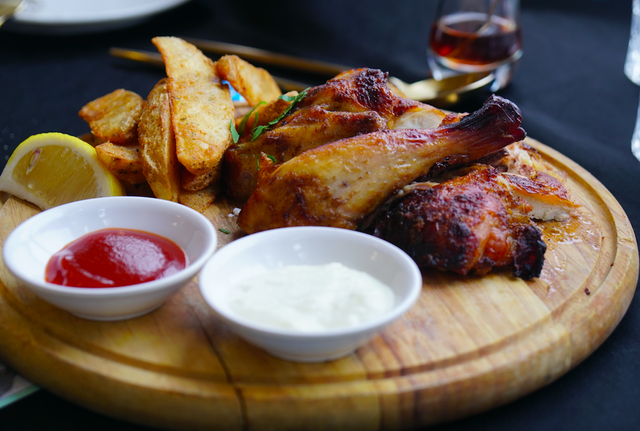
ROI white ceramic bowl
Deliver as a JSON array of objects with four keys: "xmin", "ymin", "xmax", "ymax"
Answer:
[
  {"xmin": 199, "ymin": 226, "xmax": 422, "ymax": 363},
  {"xmin": 2, "ymin": 196, "xmax": 217, "ymax": 321}
]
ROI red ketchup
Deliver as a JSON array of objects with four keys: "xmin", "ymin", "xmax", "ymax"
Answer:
[{"xmin": 46, "ymin": 228, "xmax": 187, "ymax": 288}]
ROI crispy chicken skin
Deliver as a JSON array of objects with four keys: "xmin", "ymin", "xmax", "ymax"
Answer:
[
  {"xmin": 372, "ymin": 165, "xmax": 546, "ymax": 280},
  {"xmin": 297, "ymin": 68, "xmax": 445, "ymax": 127},
  {"xmin": 479, "ymin": 142, "xmax": 576, "ymax": 221},
  {"xmin": 501, "ymin": 171, "xmax": 575, "ymax": 221},
  {"xmin": 224, "ymin": 108, "xmax": 387, "ymax": 201},
  {"xmin": 419, "ymin": 142, "xmax": 576, "ymax": 222},
  {"xmin": 493, "ymin": 141, "xmax": 566, "ymax": 180},
  {"xmin": 237, "ymin": 95, "xmax": 526, "ymax": 234},
  {"xmin": 224, "ymin": 68, "xmax": 446, "ymax": 202}
]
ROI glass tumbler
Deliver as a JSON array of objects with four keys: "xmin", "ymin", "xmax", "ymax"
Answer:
[
  {"xmin": 427, "ymin": 0, "xmax": 522, "ymax": 88},
  {"xmin": 625, "ymin": 0, "xmax": 640, "ymax": 161},
  {"xmin": 625, "ymin": 0, "xmax": 640, "ymax": 85}
]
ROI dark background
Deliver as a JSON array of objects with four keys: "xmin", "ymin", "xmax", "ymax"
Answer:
[{"xmin": 1, "ymin": 0, "xmax": 639, "ymax": 430}]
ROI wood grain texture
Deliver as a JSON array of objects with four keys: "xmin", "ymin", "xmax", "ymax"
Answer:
[{"xmin": 0, "ymin": 138, "xmax": 637, "ymax": 431}]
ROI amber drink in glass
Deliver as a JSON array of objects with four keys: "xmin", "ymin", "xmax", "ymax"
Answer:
[{"xmin": 428, "ymin": 0, "xmax": 522, "ymax": 84}]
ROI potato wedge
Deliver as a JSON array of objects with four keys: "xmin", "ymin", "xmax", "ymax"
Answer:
[
  {"xmin": 152, "ymin": 36, "xmax": 234, "ymax": 176},
  {"xmin": 95, "ymin": 142, "xmax": 146, "ymax": 186},
  {"xmin": 217, "ymin": 54, "xmax": 282, "ymax": 106},
  {"xmin": 79, "ymin": 89, "xmax": 144, "ymax": 145},
  {"xmin": 138, "ymin": 79, "xmax": 180, "ymax": 202},
  {"xmin": 181, "ymin": 167, "xmax": 219, "ymax": 192},
  {"xmin": 178, "ymin": 182, "xmax": 220, "ymax": 213}
]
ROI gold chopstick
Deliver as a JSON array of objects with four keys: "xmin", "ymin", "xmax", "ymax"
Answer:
[
  {"xmin": 182, "ymin": 38, "xmax": 350, "ymax": 77},
  {"xmin": 108, "ymin": 47, "xmax": 310, "ymax": 93},
  {"xmin": 109, "ymin": 47, "xmax": 165, "ymax": 66}
]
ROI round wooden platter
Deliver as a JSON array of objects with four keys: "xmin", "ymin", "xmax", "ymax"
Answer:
[{"xmin": 0, "ymin": 137, "xmax": 637, "ymax": 431}]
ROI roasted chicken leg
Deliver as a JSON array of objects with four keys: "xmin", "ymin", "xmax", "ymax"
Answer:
[
  {"xmin": 238, "ymin": 95, "xmax": 526, "ymax": 234},
  {"xmin": 224, "ymin": 68, "xmax": 447, "ymax": 202}
]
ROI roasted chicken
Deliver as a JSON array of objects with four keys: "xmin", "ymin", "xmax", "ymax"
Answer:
[
  {"xmin": 224, "ymin": 68, "xmax": 447, "ymax": 202},
  {"xmin": 413, "ymin": 141, "xmax": 576, "ymax": 223},
  {"xmin": 501, "ymin": 171, "xmax": 575, "ymax": 221},
  {"xmin": 492, "ymin": 141, "xmax": 566, "ymax": 180},
  {"xmin": 371, "ymin": 165, "xmax": 547, "ymax": 279},
  {"xmin": 480, "ymin": 141, "xmax": 576, "ymax": 221},
  {"xmin": 237, "ymin": 95, "xmax": 526, "ymax": 234}
]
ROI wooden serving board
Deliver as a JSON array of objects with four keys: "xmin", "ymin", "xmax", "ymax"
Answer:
[{"xmin": 0, "ymin": 138, "xmax": 637, "ymax": 431}]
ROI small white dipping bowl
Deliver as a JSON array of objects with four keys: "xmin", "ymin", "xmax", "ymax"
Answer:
[
  {"xmin": 199, "ymin": 226, "xmax": 422, "ymax": 362},
  {"xmin": 3, "ymin": 196, "xmax": 217, "ymax": 321}
]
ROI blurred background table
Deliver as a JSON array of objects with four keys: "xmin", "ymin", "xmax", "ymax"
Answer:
[{"xmin": 1, "ymin": 0, "xmax": 639, "ymax": 429}]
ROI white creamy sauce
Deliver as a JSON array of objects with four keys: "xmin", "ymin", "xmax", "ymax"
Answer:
[{"xmin": 227, "ymin": 262, "xmax": 395, "ymax": 331}]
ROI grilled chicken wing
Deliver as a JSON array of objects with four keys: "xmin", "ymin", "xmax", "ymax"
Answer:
[
  {"xmin": 237, "ymin": 95, "xmax": 526, "ymax": 234},
  {"xmin": 372, "ymin": 165, "xmax": 546, "ymax": 279},
  {"xmin": 224, "ymin": 68, "xmax": 446, "ymax": 202}
]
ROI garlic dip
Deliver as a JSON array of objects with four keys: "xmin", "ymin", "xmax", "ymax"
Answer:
[{"xmin": 227, "ymin": 262, "xmax": 395, "ymax": 331}]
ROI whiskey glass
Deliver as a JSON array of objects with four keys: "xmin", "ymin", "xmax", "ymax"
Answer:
[{"xmin": 427, "ymin": 0, "xmax": 522, "ymax": 89}]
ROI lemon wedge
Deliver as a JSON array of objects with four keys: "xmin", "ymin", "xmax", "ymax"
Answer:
[{"xmin": 0, "ymin": 132, "xmax": 125, "ymax": 210}]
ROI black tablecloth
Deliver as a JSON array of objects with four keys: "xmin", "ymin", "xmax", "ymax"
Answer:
[{"xmin": 1, "ymin": 0, "xmax": 639, "ymax": 430}]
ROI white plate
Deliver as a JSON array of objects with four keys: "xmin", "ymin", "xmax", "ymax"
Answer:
[{"xmin": 6, "ymin": 0, "xmax": 191, "ymax": 34}]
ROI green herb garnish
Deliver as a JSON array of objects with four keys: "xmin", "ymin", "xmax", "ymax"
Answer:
[
  {"xmin": 229, "ymin": 89, "xmax": 309, "ymax": 144},
  {"xmin": 238, "ymin": 101, "xmax": 265, "ymax": 135},
  {"xmin": 230, "ymin": 101, "xmax": 266, "ymax": 144},
  {"xmin": 250, "ymin": 89, "xmax": 308, "ymax": 141},
  {"xmin": 229, "ymin": 120, "xmax": 240, "ymax": 143},
  {"xmin": 218, "ymin": 228, "xmax": 230, "ymax": 234},
  {"xmin": 256, "ymin": 153, "xmax": 277, "ymax": 171}
]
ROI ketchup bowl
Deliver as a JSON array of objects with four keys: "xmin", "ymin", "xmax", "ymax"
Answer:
[
  {"xmin": 2, "ymin": 196, "xmax": 217, "ymax": 321},
  {"xmin": 198, "ymin": 226, "xmax": 422, "ymax": 363}
]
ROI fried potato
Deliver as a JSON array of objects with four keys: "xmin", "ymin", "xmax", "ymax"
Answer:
[
  {"xmin": 181, "ymin": 167, "xmax": 219, "ymax": 192},
  {"xmin": 178, "ymin": 182, "xmax": 221, "ymax": 213},
  {"xmin": 138, "ymin": 79, "xmax": 180, "ymax": 202},
  {"xmin": 79, "ymin": 89, "xmax": 144, "ymax": 145},
  {"xmin": 217, "ymin": 54, "xmax": 282, "ymax": 106},
  {"xmin": 152, "ymin": 36, "xmax": 234, "ymax": 176},
  {"xmin": 95, "ymin": 142, "xmax": 146, "ymax": 186}
]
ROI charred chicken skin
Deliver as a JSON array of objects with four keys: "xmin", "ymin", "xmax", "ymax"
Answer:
[
  {"xmin": 488, "ymin": 142, "xmax": 576, "ymax": 221},
  {"xmin": 224, "ymin": 68, "xmax": 446, "ymax": 202},
  {"xmin": 372, "ymin": 165, "xmax": 547, "ymax": 280},
  {"xmin": 237, "ymin": 94, "xmax": 526, "ymax": 234},
  {"xmin": 415, "ymin": 141, "xmax": 577, "ymax": 223}
]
